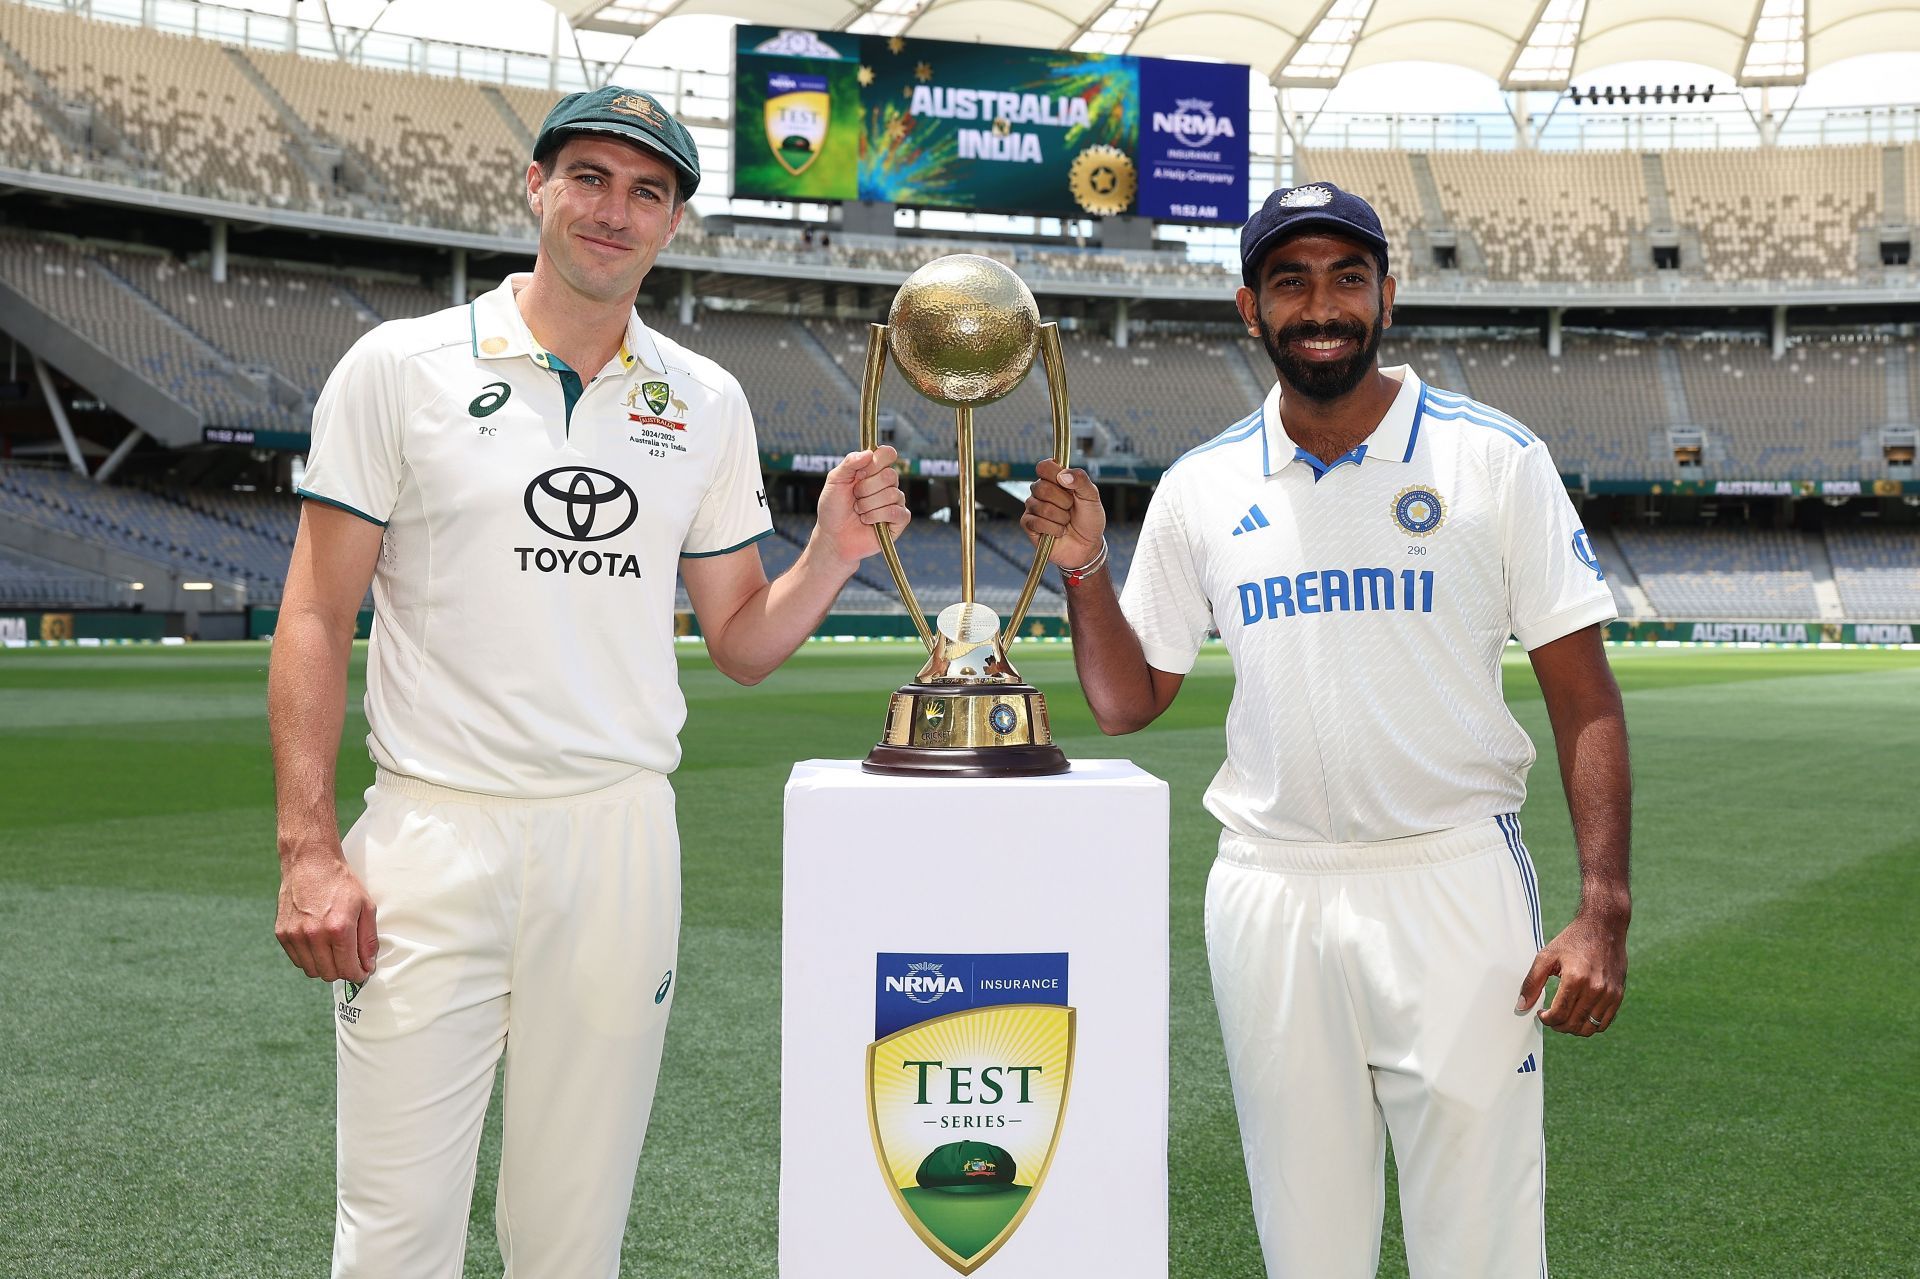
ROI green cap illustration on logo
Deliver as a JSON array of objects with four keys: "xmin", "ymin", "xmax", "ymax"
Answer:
[{"xmin": 916, "ymin": 1141, "xmax": 1017, "ymax": 1195}]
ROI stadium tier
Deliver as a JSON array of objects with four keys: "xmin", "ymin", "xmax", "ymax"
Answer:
[
  {"xmin": 0, "ymin": 462, "xmax": 293, "ymax": 601},
  {"xmin": 1613, "ymin": 527, "xmax": 1821, "ymax": 620},
  {"xmin": 1828, "ymin": 529, "xmax": 1920, "ymax": 620},
  {"xmin": 0, "ymin": 543, "xmax": 121, "ymax": 606},
  {"xmin": 2, "ymin": 4, "xmax": 1916, "ymax": 292},
  {"xmin": 2, "ymin": 222, "xmax": 1910, "ymax": 475},
  {"xmin": 2, "ymin": 1, "xmax": 314, "ymax": 207}
]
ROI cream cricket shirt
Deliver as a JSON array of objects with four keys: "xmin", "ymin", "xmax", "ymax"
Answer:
[
  {"xmin": 1120, "ymin": 367, "xmax": 1616, "ymax": 844},
  {"xmin": 299, "ymin": 274, "xmax": 773, "ymax": 797}
]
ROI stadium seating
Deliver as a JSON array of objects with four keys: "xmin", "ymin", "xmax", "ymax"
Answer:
[
  {"xmin": 651, "ymin": 311, "xmax": 857, "ymax": 456},
  {"xmin": 241, "ymin": 44, "xmax": 529, "ymax": 234},
  {"xmin": 1453, "ymin": 335, "xmax": 1668, "ymax": 479},
  {"xmin": 1827, "ymin": 528, "xmax": 1920, "ymax": 620},
  {"xmin": 1430, "ymin": 150, "xmax": 1647, "ymax": 283},
  {"xmin": 1614, "ymin": 527, "xmax": 1819, "ymax": 618},
  {"xmin": 1663, "ymin": 144, "xmax": 1880, "ymax": 283},
  {"xmin": 1674, "ymin": 337, "xmax": 1882, "ymax": 478},
  {"xmin": 0, "ymin": 462, "xmax": 293, "ymax": 601},
  {"xmin": 0, "ymin": 56, "xmax": 69, "ymax": 177},
  {"xmin": 1, "ymin": 2, "xmax": 312, "ymax": 208},
  {"xmin": 0, "ymin": 545, "xmax": 121, "ymax": 607},
  {"xmin": 0, "ymin": 4, "xmax": 1911, "ymax": 297},
  {"xmin": 348, "ymin": 277, "xmax": 459, "ymax": 324},
  {"xmin": 112, "ymin": 256, "xmax": 380, "ymax": 400},
  {"xmin": 0, "ymin": 231, "xmax": 299, "ymax": 430}
]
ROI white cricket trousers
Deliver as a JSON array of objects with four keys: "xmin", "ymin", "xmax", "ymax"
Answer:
[
  {"xmin": 1206, "ymin": 815, "xmax": 1548, "ymax": 1279},
  {"xmin": 331, "ymin": 767, "xmax": 682, "ymax": 1279}
]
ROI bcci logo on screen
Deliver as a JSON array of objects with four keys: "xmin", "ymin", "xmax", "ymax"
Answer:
[{"xmin": 870, "ymin": 953, "xmax": 1073, "ymax": 1274}]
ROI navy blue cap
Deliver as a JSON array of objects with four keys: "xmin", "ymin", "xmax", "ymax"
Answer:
[{"xmin": 1240, "ymin": 182, "xmax": 1390, "ymax": 287}]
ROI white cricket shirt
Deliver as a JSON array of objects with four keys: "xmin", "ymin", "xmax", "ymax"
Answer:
[
  {"xmin": 299, "ymin": 274, "xmax": 773, "ymax": 798},
  {"xmin": 1120, "ymin": 366, "xmax": 1616, "ymax": 844}
]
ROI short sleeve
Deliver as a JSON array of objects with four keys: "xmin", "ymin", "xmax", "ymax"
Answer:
[
  {"xmin": 1502, "ymin": 441, "xmax": 1617, "ymax": 650},
  {"xmin": 1118, "ymin": 477, "xmax": 1214, "ymax": 674},
  {"xmin": 299, "ymin": 328, "xmax": 405, "ymax": 526},
  {"xmin": 682, "ymin": 373, "xmax": 775, "ymax": 558}
]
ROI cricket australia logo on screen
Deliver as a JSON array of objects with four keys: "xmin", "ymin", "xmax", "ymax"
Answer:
[
  {"xmin": 868, "ymin": 952, "xmax": 1073, "ymax": 1274},
  {"xmin": 765, "ymin": 72, "xmax": 830, "ymax": 175}
]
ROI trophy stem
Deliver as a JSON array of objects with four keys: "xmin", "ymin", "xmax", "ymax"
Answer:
[
  {"xmin": 956, "ymin": 404, "xmax": 976, "ymax": 605},
  {"xmin": 1000, "ymin": 323, "xmax": 1073, "ymax": 648},
  {"xmin": 862, "ymin": 323, "xmax": 936, "ymax": 653}
]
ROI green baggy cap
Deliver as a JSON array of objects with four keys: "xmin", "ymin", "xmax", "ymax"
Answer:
[
  {"xmin": 915, "ymin": 1140, "xmax": 1019, "ymax": 1195},
  {"xmin": 534, "ymin": 86, "xmax": 701, "ymax": 199}
]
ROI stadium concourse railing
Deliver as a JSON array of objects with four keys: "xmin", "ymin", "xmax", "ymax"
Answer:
[{"xmin": 6, "ymin": 165, "xmax": 1920, "ymax": 311}]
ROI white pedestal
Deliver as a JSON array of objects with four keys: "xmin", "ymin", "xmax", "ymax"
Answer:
[{"xmin": 779, "ymin": 758, "xmax": 1170, "ymax": 1278}]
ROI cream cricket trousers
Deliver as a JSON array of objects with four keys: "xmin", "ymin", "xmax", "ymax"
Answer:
[
  {"xmin": 331, "ymin": 768, "xmax": 681, "ymax": 1279},
  {"xmin": 1206, "ymin": 815, "xmax": 1548, "ymax": 1279}
]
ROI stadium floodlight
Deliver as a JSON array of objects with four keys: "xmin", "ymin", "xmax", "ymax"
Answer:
[
  {"xmin": 182, "ymin": 582, "xmax": 214, "ymax": 591},
  {"xmin": 1569, "ymin": 83, "xmax": 1721, "ymax": 107}
]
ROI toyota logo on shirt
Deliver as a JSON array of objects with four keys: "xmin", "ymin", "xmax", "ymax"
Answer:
[{"xmin": 524, "ymin": 467, "xmax": 639, "ymax": 542}]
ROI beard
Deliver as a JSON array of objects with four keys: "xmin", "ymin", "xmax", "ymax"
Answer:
[{"xmin": 1259, "ymin": 310, "xmax": 1384, "ymax": 403}]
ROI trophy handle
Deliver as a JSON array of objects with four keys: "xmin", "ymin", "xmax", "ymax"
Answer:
[
  {"xmin": 999, "ymin": 322, "xmax": 1071, "ymax": 650},
  {"xmin": 861, "ymin": 324, "xmax": 937, "ymax": 653}
]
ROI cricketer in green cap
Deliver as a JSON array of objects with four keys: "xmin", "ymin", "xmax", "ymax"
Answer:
[
  {"xmin": 521, "ymin": 84, "xmax": 697, "ymax": 337},
  {"xmin": 534, "ymin": 85, "xmax": 701, "ymax": 199}
]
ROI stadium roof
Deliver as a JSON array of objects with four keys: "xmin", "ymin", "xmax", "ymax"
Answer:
[{"xmin": 560, "ymin": 0, "xmax": 1920, "ymax": 90}]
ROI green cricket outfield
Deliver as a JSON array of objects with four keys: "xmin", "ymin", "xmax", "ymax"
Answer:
[{"xmin": 1, "ymin": 641, "xmax": 1914, "ymax": 1277}]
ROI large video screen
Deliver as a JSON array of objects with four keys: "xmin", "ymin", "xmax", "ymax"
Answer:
[{"xmin": 732, "ymin": 27, "xmax": 1248, "ymax": 223}]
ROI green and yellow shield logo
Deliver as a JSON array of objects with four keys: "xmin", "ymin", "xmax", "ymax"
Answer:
[
  {"xmin": 643, "ymin": 380, "xmax": 670, "ymax": 414},
  {"xmin": 867, "ymin": 1004, "xmax": 1075, "ymax": 1274},
  {"xmin": 764, "ymin": 72, "xmax": 830, "ymax": 176}
]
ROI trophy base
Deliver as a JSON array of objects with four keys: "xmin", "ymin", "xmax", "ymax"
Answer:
[{"xmin": 862, "ymin": 683, "xmax": 1070, "ymax": 778}]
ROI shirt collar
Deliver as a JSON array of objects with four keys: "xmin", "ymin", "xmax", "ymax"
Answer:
[
  {"xmin": 468, "ymin": 272, "xmax": 668, "ymax": 378},
  {"xmin": 1261, "ymin": 363, "xmax": 1426, "ymax": 478}
]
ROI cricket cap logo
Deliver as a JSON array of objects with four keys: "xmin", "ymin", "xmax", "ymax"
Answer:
[{"xmin": 609, "ymin": 93, "xmax": 662, "ymax": 124}]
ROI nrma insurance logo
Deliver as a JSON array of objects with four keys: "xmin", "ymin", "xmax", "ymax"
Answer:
[
  {"xmin": 889, "ymin": 959, "xmax": 965, "ymax": 1005},
  {"xmin": 1151, "ymin": 96, "xmax": 1236, "ymax": 148},
  {"xmin": 870, "ymin": 953, "xmax": 1073, "ymax": 1275}
]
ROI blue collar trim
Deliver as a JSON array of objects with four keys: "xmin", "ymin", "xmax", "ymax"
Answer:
[{"xmin": 1294, "ymin": 443, "xmax": 1368, "ymax": 482}]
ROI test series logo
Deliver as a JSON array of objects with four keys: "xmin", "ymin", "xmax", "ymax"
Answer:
[{"xmin": 869, "ymin": 953, "xmax": 1073, "ymax": 1274}]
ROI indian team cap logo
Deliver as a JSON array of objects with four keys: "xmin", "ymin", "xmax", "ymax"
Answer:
[
  {"xmin": 1278, "ymin": 184, "xmax": 1333, "ymax": 208},
  {"xmin": 1393, "ymin": 485, "xmax": 1446, "ymax": 536}
]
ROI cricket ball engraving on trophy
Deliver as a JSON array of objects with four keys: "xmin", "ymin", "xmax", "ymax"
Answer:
[{"xmin": 861, "ymin": 254, "xmax": 1072, "ymax": 777}]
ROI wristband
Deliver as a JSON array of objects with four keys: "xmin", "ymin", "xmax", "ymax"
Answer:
[{"xmin": 1059, "ymin": 537, "xmax": 1109, "ymax": 587}]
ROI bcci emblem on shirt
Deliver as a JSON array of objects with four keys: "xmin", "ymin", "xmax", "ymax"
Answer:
[{"xmin": 867, "ymin": 953, "xmax": 1074, "ymax": 1274}]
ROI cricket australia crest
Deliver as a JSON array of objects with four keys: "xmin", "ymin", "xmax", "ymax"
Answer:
[{"xmin": 867, "ymin": 953, "xmax": 1074, "ymax": 1274}]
